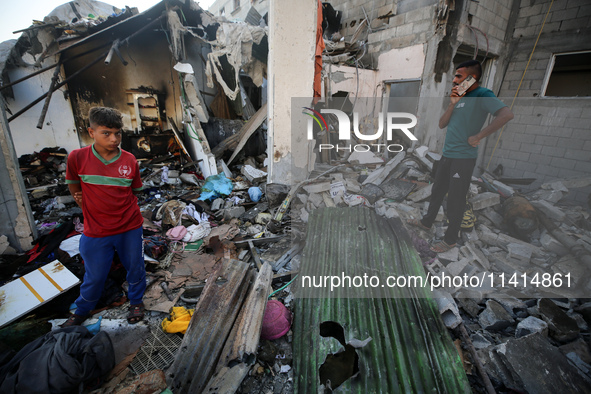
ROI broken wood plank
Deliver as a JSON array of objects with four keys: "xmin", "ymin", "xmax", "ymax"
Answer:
[
  {"xmin": 233, "ymin": 235, "xmax": 286, "ymax": 246},
  {"xmin": 166, "ymin": 259, "xmax": 251, "ymax": 393},
  {"xmin": 168, "ymin": 118, "xmax": 192, "ymax": 161},
  {"xmin": 0, "ymin": 44, "xmax": 110, "ymax": 93},
  {"xmin": 8, "ymin": 49, "xmax": 110, "ymax": 122},
  {"xmin": 248, "ymin": 240, "xmax": 262, "ymax": 270},
  {"xmin": 203, "ymin": 262, "xmax": 273, "ymax": 392},
  {"xmin": 210, "ymin": 103, "xmax": 267, "ymax": 161},
  {"xmin": 272, "ymin": 270, "xmax": 299, "ymax": 285},
  {"xmin": 227, "ymin": 103, "xmax": 267, "ymax": 164},
  {"xmin": 36, "ymin": 62, "xmax": 63, "ymax": 129},
  {"xmin": 272, "ymin": 244, "xmax": 303, "ymax": 271}
]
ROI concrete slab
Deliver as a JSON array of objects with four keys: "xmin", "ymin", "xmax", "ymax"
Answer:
[
  {"xmin": 478, "ymin": 300, "xmax": 515, "ymax": 331},
  {"xmin": 492, "ymin": 333, "xmax": 591, "ymax": 393}
]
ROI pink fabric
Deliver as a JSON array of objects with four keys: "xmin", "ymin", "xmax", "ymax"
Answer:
[{"xmin": 261, "ymin": 300, "xmax": 292, "ymax": 340}]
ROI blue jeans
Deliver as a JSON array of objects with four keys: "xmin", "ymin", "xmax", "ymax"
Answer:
[{"xmin": 76, "ymin": 226, "xmax": 146, "ymax": 316}]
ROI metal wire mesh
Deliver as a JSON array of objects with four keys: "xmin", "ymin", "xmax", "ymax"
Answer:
[{"xmin": 129, "ymin": 328, "xmax": 182, "ymax": 375}]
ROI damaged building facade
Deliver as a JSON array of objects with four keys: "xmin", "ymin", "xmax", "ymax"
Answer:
[
  {"xmin": 0, "ymin": 0, "xmax": 590, "ymax": 392},
  {"xmin": 270, "ymin": 0, "xmax": 590, "ymax": 200},
  {"xmin": 0, "ymin": 0, "xmax": 588, "ymax": 274}
]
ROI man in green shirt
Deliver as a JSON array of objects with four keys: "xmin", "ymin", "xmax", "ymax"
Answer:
[{"xmin": 410, "ymin": 60, "xmax": 514, "ymax": 252}]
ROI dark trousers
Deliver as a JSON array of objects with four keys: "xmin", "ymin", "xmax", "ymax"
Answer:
[{"xmin": 421, "ymin": 156, "xmax": 476, "ymax": 245}]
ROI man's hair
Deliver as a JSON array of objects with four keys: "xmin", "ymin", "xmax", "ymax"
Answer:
[
  {"xmin": 456, "ymin": 60, "xmax": 482, "ymax": 81},
  {"xmin": 89, "ymin": 107, "xmax": 123, "ymax": 129}
]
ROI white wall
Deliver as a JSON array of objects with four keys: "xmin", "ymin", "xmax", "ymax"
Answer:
[
  {"xmin": 267, "ymin": 0, "xmax": 317, "ymax": 184},
  {"xmin": 6, "ymin": 54, "xmax": 79, "ymax": 156}
]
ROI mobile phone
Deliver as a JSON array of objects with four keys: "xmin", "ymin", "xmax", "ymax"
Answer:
[{"xmin": 455, "ymin": 75, "xmax": 476, "ymax": 96}]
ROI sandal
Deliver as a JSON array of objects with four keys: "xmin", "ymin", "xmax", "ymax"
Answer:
[
  {"xmin": 407, "ymin": 218, "xmax": 431, "ymax": 231},
  {"xmin": 430, "ymin": 241, "xmax": 457, "ymax": 253},
  {"xmin": 60, "ymin": 313, "xmax": 88, "ymax": 328},
  {"xmin": 127, "ymin": 303, "xmax": 145, "ymax": 324}
]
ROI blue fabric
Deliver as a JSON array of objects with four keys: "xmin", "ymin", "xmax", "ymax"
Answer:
[
  {"xmin": 76, "ymin": 227, "xmax": 146, "ymax": 316},
  {"xmin": 198, "ymin": 174, "xmax": 234, "ymax": 201},
  {"xmin": 249, "ymin": 186, "xmax": 262, "ymax": 202}
]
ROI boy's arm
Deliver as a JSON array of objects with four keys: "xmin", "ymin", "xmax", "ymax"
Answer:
[
  {"xmin": 69, "ymin": 183, "xmax": 83, "ymax": 207},
  {"xmin": 131, "ymin": 161, "xmax": 143, "ymax": 197},
  {"xmin": 467, "ymin": 106, "xmax": 514, "ymax": 147}
]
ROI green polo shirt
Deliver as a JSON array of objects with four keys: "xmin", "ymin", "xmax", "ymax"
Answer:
[{"xmin": 443, "ymin": 86, "xmax": 507, "ymax": 159}]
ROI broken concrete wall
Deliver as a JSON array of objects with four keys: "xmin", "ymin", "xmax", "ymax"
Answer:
[
  {"xmin": 0, "ymin": 97, "xmax": 36, "ymax": 253},
  {"xmin": 484, "ymin": 0, "xmax": 591, "ymax": 204},
  {"xmin": 209, "ymin": 0, "xmax": 269, "ymax": 22},
  {"xmin": 267, "ymin": 0, "xmax": 316, "ymax": 184},
  {"xmin": 64, "ymin": 29, "xmax": 179, "ymax": 144},
  {"xmin": 325, "ymin": 64, "xmax": 377, "ymax": 97},
  {"xmin": 7, "ymin": 58, "xmax": 79, "ymax": 156},
  {"xmin": 4, "ymin": 28, "xmax": 79, "ymax": 157},
  {"xmin": 325, "ymin": 0, "xmax": 516, "ymax": 152}
]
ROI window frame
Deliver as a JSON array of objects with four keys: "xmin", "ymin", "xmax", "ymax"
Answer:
[{"xmin": 541, "ymin": 50, "xmax": 591, "ymax": 98}]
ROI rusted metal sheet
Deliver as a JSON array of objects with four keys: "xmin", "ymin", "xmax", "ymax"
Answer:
[
  {"xmin": 166, "ymin": 258, "xmax": 251, "ymax": 393},
  {"xmin": 293, "ymin": 207, "xmax": 471, "ymax": 393}
]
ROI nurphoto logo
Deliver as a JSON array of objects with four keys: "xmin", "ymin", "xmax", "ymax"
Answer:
[{"xmin": 303, "ymin": 107, "xmax": 418, "ymax": 153}]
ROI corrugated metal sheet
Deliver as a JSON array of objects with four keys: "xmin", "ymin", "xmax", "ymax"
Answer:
[{"xmin": 293, "ymin": 207, "xmax": 470, "ymax": 393}]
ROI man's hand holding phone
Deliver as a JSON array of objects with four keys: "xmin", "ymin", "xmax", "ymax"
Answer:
[
  {"xmin": 455, "ymin": 75, "xmax": 476, "ymax": 96},
  {"xmin": 449, "ymin": 74, "xmax": 476, "ymax": 105}
]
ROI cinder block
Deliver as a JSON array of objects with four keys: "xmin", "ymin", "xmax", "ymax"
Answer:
[
  {"xmin": 550, "ymin": 7, "xmax": 579, "ymax": 22},
  {"xmin": 540, "ymin": 231, "xmax": 569, "ymax": 255},
  {"xmin": 515, "ymin": 161, "xmax": 537, "ymax": 172},
  {"xmin": 412, "ymin": 20, "xmax": 432, "ymax": 34},
  {"xmin": 302, "ymin": 181, "xmax": 331, "ymax": 194},
  {"xmin": 540, "ymin": 116, "xmax": 566, "ymax": 127},
  {"xmin": 565, "ymin": 150, "xmax": 590, "ymax": 162},
  {"xmin": 571, "ymin": 129, "xmax": 589, "ymax": 139},
  {"xmin": 469, "ymin": 192, "xmax": 501, "ymax": 210},
  {"xmin": 396, "ymin": 23, "xmax": 413, "ymax": 36},
  {"xmin": 479, "ymin": 300, "xmax": 515, "ymax": 331},
  {"xmin": 516, "ymin": 316, "xmax": 548, "ymax": 338},
  {"xmin": 507, "ymin": 242, "xmax": 533, "ymax": 264},
  {"xmin": 404, "ymin": 7, "xmax": 425, "ymax": 23},
  {"xmin": 561, "ymin": 177, "xmax": 591, "ymax": 188},
  {"xmin": 574, "ymin": 160, "xmax": 591, "ymax": 173},
  {"xmin": 531, "ymin": 199, "xmax": 567, "ymax": 222},
  {"xmin": 446, "ymin": 258, "xmax": 471, "ymax": 277},
  {"xmin": 462, "ymin": 242, "xmax": 491, "ymax": 270},
  {"xmin": 532, "ymin": 188, "xmax": 563, "ymax": 203},
  {"xmin": 541, "ymin": 146, "xmax": 566, "ymax": 158},
  {"xmin": 408, "ymin": 184, "xmax": 433, "ymax": 202},
  {"xmin": 579, "ymin": 5, "xmax": 591, "ymax": 17},
  {"xmin": 519, "ymin": 143, "xmax": 543, "ymax": 154},
  {"xmin": 426, "ymin": 260, "xmax": 446, "ymax": 277},
  {"xmin": 550, "ymin": 157, "xmax": 576, "ymax": 170},
  {"xmin": 433, "ymin": 290, "xmax": 462, "ymax": 329}
]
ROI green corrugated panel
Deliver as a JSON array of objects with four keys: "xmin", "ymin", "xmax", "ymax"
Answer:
[{"xmin": 293, "ymin": 207, "xmax": 470, "ymax": 393}]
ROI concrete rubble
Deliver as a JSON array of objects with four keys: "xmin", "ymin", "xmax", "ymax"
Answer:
[
  {"xmin": 0, "ymin": 0, "xmax": 589, "ymax": 391},
  {"xmin": 288, "ymin": 145, "xmax": 591, "ymax": 393}
]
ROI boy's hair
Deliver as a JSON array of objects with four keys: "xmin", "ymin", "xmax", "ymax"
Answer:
[
  {"xmin": 456, "ymin": 60, "xmax": 482, "ymax": 81},
  {"xmin": 89, "ymin": 107, "xmax": 123, "ymax": 129}
]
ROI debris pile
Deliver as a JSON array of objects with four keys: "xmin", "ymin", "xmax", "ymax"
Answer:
[
  {"xmin": 0, "ymin": 135, "xmax": 305, "ymax": 393},
  {"xmin": 291, "ymin": 146, "xmax": 591, "ymax": 392},
  {"xmin": 2, "ymin": 135, "xmax": 590, "ymax": 392}
]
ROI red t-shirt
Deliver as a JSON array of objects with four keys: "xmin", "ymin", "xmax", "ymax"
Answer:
[{"xmin": 66, "ymin": 145, "xmax": 144, "ymax": 238}]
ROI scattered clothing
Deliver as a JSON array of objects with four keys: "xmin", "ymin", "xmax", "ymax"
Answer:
[{"xmin": 0, "ymin": 326, "xmax": 115, "ymax": 393}]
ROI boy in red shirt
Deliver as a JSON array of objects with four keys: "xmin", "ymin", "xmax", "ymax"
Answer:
[{"xmin": 64, "ymin": 107, "xmax": 146, "ymax": 326}]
